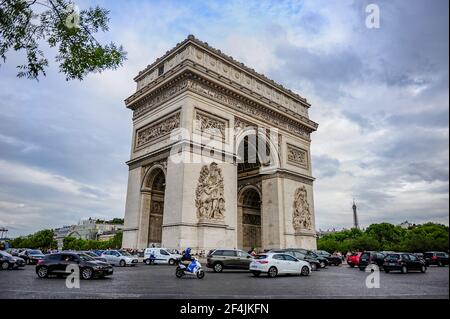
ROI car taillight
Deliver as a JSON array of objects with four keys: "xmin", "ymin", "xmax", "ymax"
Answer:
[
  {"xmin": 257, "ymin": 260, "xmax": 268, "ymax": 264},
  {"xmin": 37, "ymin": 260, "xmax": 44, "ymax": 265},
  {"xmin": 432, "ymin": 256, "xmax": 437, "ymax": 260}
]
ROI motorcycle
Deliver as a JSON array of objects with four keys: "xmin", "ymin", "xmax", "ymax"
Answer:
[{"xmin": 175, "ymin": 258, "xmax": 205, "ymax": 279}]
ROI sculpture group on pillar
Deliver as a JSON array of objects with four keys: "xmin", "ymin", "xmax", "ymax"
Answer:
[
  {"xmin": 195, "ymin": 162, "xmax": 226, "ymax": 221},
  {"xmin": 293, "ymin": 186, "xmax": 313, "ymax": 231}
]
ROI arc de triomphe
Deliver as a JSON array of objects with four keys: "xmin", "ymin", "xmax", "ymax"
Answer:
[{"xmin": 122, "ymin": 35, "xmax": 319, "ymax": 252}]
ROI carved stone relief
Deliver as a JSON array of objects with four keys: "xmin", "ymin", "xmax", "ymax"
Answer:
[
  {"xmin": 287, "ymin": 144, "xmax": 308, "ymax": 169},
  {"xmin": 194, "ymin": 110, "xmax": 227, "ymax": 140},
  {"xmin": 195, "ymin": 162, "xmax": 226, "ymax": 221},
  {"xmin": 293, "ymin": 186, "xmax": 313, "ymax": 231},
  {"xmin": 135, "ymin": 111, "xmax": 181, "ymax": 149}
]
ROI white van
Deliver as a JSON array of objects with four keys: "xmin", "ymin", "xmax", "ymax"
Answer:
[{"xmin": 143, "ymin": 248, "xmax": 181, "ymax": 265}]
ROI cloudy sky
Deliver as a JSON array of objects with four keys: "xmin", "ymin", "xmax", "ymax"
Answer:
[{"xmin": 0, "ymin": 0, "xmax": 448, "ymax": 237}]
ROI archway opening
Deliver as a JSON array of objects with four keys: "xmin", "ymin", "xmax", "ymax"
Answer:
[
  {"xmin": 145, "ymin": 168, "xmax": 166, "ymax": 247},
  {"xmin": 239, "ymin": 188, "xmax": 262, "ymax": 251}
]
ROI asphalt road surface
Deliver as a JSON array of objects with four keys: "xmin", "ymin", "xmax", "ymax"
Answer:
[{"xmin": 0, "ymin": 263, "xmax": 448, "ymax": 299}]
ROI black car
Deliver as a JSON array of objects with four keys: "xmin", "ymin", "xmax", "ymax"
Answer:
[
  {"xmin": 359, "ymin": 251, "xmax": 385, "ymax": 270},
  {"xmin": 423, "ymin": 251, "xmax": 449, "ymax": 267},
  {"xmin": 36, "ymin": 252, "xmax": 113, "ymax": 280},
  {"xmin": 19, "ymin": 249, "xmax": 45, "ymax": 265},
  {"xmin": 383, "ymin": 253, "xmax": 427, "ymax": 274},
  {"xmin": 289, "ymin": 248, "xmax": 329, "ymax": 268},
  {"xmin": 0, "ymin": 250, "xmax": 25, "ymax": 270},
  {"xmin": 270, "ymin": 249, "xmax": 321, "ymax": 271},
  {"xmin": 314, "ymin": 250, "xmax": 343, "ymax": 266}
]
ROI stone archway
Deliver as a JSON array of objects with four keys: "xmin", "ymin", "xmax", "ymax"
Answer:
[
  {"xmin": 238, "ymin": 187, "xmax": 262, "ymax": 251},
  {"xmin": 141, "ymin": 167, "xmax": 166, "ymax": 247}
]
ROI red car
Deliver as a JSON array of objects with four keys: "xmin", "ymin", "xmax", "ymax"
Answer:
[{"xmin": 347, "ymin": 252, "xmax": 361, "ymax": 267}]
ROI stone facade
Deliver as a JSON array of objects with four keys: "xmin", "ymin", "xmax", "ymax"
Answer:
[{"xmin": 122, "ymin": 35, "xmax": 318, "ymax": 253}]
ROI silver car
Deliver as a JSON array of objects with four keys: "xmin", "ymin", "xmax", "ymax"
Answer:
[{"xmin": 101, "ymin": 250, "xmax": 138, "ymax": 267}]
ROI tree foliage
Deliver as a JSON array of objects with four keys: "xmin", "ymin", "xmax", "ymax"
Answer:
[
  {"xmin": 0, "ymin": 0, "xmax": 126, "ymax": 80},
  {"xmin": 318, "ymin": 222, "xmax": 449, "ymax": 253},
  {"xmin": 62, "ymin": 231, "xmax": 122, "ymax": 250},
  {"xmin": 9, "ymin": 229, "xmax": 57, "ymax": 250}
]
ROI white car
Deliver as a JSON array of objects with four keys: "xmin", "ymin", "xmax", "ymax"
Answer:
[
  {"xmin": 249, "ymin": 252, "xmax": 311, "ymax": 278},
  {"xmin": 101, "ymin": 250, "xmax": 139, "ymax": 267},
  {"xmin": 143, "ymin": 248, "xmax": 181, "ymax": 265}
]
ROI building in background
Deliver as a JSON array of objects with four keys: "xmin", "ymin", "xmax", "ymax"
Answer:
[
  {"xmin": 54, "ymin": 218, "xmax": 124, "ymax": 250},
  {"xmin": 352, "ymin": 200, "xmax": 359, "ymax": 230}
]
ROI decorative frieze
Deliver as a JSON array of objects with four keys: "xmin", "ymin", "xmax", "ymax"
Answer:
[
  {"xmin": 133, "ymin": 79, "xmax": 188, "ymax": 118},
  {"xmin": 135, "ymin": 111, "xmax": 181, "ymax": 150},
  {"xmin": 195, "ymin": 162, "xmax": 226, "ymax": 221},
  {"xmin": 187, "ymin": 78, "xmax": 312, "ymax": 140},
  {"xmin": 287, "ymin": 144, "xmax": 309, "ymax": 169},
  {"xmin": 293, "ymin": 186, "xmax": 313, "ymax": 231},
  {"xmin": 194, "ymin": 109, "xmax": 228, "ymax": 140}
]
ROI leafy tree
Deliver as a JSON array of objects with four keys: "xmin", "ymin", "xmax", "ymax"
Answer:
[
  {"xmin": 0, "ymin": 0, "xmax": 126, "ymax": 80},
  {"xmin": 9, "ymin": 229, "xmax": 57, "ymax": 249}
]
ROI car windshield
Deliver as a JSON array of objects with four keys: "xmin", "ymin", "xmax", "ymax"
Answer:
[
  {"xmin": 78, "ymin": 254, "xmax": 95, "ymax": 261},
  {"xmin": 119, "ymin": 250, "xmax": 132, "ymax": 256},
  {"xmin": 29, "ymin": 250, "xmax": 43, "ymax": 255},
  {"xmin": 0, "ymin": 251, "xmax": 12, "ymax": 257},
  {"xmin": 254, "ymin": 254, "xmax": 268, "ymax": 260}
]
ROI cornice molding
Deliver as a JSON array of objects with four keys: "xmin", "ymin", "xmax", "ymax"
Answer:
[
  {"xmin": 127, "ymin": 71, "xmax": 317, "ymax": 140},
  {"xmin": 133, "ymin": 35, "xmax": 310, "ymax": 108}
]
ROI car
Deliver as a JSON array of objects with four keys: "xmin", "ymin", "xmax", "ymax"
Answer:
[
  {"xmin": 289, "ymin": 248, "xmax": 329, "ymax": 268},
  {"xmin": 314, "ymin": 250, "xmax": 343, "ymax": 266},
  {"xmin": 101, "ymin": 250, "xmax": 139, "ymax": 267},
  {"xmin": 383, "ymin": 253, "xmax": 427, "ymax": 274},
  {"xmin": 423, "ymin": 251, "xmax": 449, "ymax": 267},
  {"xmin": 269, "ymin": 249, "xmax": 320, "ymax": 271},
  {"xmin": 206, "ymin": 249, "xmax": 253, "ymax": 272},
  {"xmin": 359, "ymin": 251, "xmax": 385, "ymax": 270},
  {"xmin": 79, "ymin": 251, "xmax": 108, "ymax": 263},
  {"xmin": 0, "ymin": 250, "xmax": 25, "ymax": 270},
  {"xmin": 249, "ymin": 252, "xmax": 311, "ymax": 278},
  {"xmin": 36, "ymin": 252, "xmax": 113, "ymax": 279},
  {"xmin": 347, "ymin": 252, "xmax": 362, "ymax": 267},
  {"xmin": 143, "ymin": 247, "xmax": 181, "ymax": 265},
  {"xmin": 19, "ymin": 249, "xmax": 46, "ymax": 265}
]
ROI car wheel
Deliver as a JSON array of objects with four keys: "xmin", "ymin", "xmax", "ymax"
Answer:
[
  {"xmin": 301, "ymin": 266, "xmax": 310, "ymax": 276},
  {"xmin": 169, "ymin": 259, "xmax": 175, "ymax": 266},
  {"xmin": 196, "ymin": 269, "xmax": 205, "ymax": 279},
  {"xmin": 81, "ymin": 268, "xmax": 93, "ymax": 280},
  {"xmin": 438, "ymin": 261, "xmax": 443, "ymax": 267},
  {"xmin": 311, "ymin": 263, "xmax": 317, "ymax": 271},
  {"xmin": 268, "ymin": 266, "xmax": 278, "ymax": 278},
  {"xmin": 384, "ymin": 269, "xmax": 390, "ymax": 273},
  {"xmin": 119, "ymin": 260, "xmax": 126, "ymax": 267},
  {"xmin": 252, "ymin": 271, "xmax": 261, "ymax": 277},
  {"xmin": 401, "ymin": 265, "xmax": 408, "ymax": 274},
  {"xmin": 213, "ymin": 262, "xmax": 223, "ymax": 273},
  {"xmin": 420, "ymin": 265, "xmax": 426, "ymax": 273},
  {"xmin": 145, "ymin": 259, "xmax": 151, "ymax": 265},
  {"xmin": 1, "ymin": 261, "xmax": 10, "ymax": 270},
  {"xmin": 37, "ymin": 266, "xmax": 48, "ymax": 278},
  {"xmin": 359, "ymin": 267, "xmax": 365, "ymax": 271},
  {"xmin": 319, "ymin": 261, "xmax": 326, "ymax": 268},
  {"xmin": 349, "ymin": 264, "xmax": 354, "ymax": 268}
]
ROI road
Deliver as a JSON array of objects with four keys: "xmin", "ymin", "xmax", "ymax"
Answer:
[{"xmin": 0, "ymin": 263, "xmax": 448, "ymax": 299}]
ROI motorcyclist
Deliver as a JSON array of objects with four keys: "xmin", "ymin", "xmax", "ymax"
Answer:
[{"xmin": 180, "ymin": 248, "xmax": 194, "ymax": 271}]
